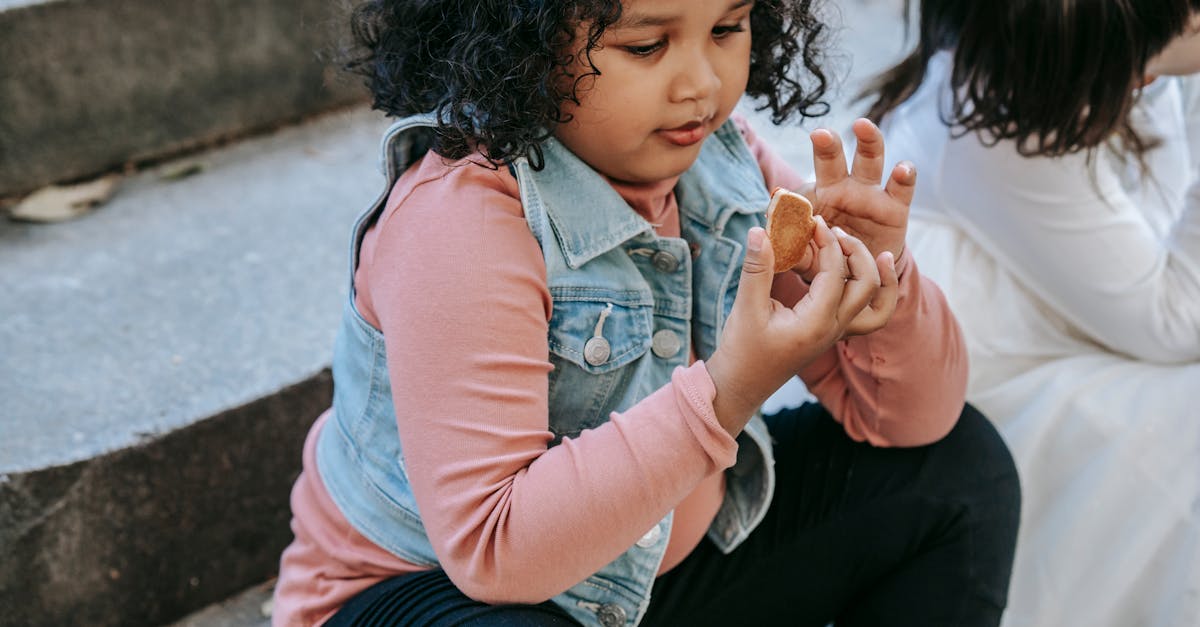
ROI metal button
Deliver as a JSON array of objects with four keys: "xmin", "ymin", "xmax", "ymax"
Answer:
[
  {"xmin": 596, "ymin": 603, "xmax": 627, "ymax": 627},
  {"xmin": 689, "ymin": 242, "xmax": 702, "ymax": 260},
  {"xmin": 636, "ymin": 524, "xmax": 663, "ymax": 548},
  {"xmin": 651, "ymin": 250, "xmax": 679, "ymax": 273},
  {"xmin": 584, "ymin": 337, "xmax": 611, "ymax": 366},
  {"xmin": 651, "ymin": 329, "xmax": 682, "ymax": 359}
]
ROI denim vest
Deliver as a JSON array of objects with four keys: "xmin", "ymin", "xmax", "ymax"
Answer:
[{"xmin": 316, "ymin": 114, "xmax": 778, "ymax": 627}]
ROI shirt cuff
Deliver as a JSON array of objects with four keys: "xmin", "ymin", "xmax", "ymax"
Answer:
[{"xmin": 676, "ymin": 361, "xmax": 738, "ymax": 469}]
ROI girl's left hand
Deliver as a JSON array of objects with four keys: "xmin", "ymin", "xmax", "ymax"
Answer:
[{"xmin": 808, "ymin": 118, "xmax": 914, "ymax": 262}]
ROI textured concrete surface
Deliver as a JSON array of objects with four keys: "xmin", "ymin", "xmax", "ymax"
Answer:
[
  {"xmin": 0, "ymin": 107, "xmax": 390, "ymax": 627},
  {"xmin": 0, "ymin": 374, "xmax": 330, "ymax": 627},
  {"xmin": 1, "ymin": 107, "xmax": 389, "ymax": 475},
  {"xmin": 0, "ymin": 0, "xmax": 367, "ymax": 198},
  {"xmin": 168, "ymin": 581, "xmax": 272, "ymax": 627}
]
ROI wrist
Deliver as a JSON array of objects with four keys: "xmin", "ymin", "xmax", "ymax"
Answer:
[
  {"xmin": 700, "ymin": 350, "xmax": 758, "ymax": 434},
  {"xmin": 704, "ymin": 351, "xmax": 770, "ymax": 438}
]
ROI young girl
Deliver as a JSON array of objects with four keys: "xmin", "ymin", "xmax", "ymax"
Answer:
[
  {"xmin": 866, "ymin": 2, "xmax": 1200, "ymax": 625},
  {"xmin": 273, "ymin": 1, "xmax": 1020, "ymax": 625}
]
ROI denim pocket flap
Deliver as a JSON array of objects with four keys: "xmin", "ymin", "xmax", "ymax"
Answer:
[{"xmin": 548, "ymin": 291, "xmax": 652, "ymax": 374}]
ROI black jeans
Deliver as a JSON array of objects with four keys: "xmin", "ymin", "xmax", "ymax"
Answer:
[{"xmin": 326, "ymin": 403, "xmax": 1020, "ymax": 626}]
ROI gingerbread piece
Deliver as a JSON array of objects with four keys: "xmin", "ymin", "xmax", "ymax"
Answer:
[{"xmin": 764, "ymin": 187, "xmax": 816, "ymax": 273}]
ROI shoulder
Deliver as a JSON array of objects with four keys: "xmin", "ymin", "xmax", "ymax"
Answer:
[
  {"xmin": 381, "ymin": 152, "xmax": 525, "ymax": 232},
  {"xmin": 359, "ymin": 150, "xmax": 552, "ymax": 329},
  {"xmin": 368, "ymin": 152, "xmax": 538, "ymax": 268}
]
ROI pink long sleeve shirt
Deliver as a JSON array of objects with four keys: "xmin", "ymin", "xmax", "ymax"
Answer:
[{"xmin": 272, "ymin": 118, "xmax": 967, "ymax": 626}]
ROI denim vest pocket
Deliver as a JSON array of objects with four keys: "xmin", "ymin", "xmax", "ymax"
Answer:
[{"xmin": 546, "ymin": 290, "xmax": 653, "ymax": 440}]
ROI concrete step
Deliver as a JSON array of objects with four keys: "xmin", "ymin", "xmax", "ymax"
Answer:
[
  {"xmin": 0, "ymin": 105, "xmax": 390, "ymax": 627},
  {"xmin": 0, "ymin": 0, "xmax": 366, "ymax": 198},
  {"xmin": 166, "ymin": 581, "xmax": 273, "ymax": 627}
]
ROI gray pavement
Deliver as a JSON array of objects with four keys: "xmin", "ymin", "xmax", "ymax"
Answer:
[
  {"xmin": 0, "ymin": 107, "xmax": 390, "ymax": 627},
  {"xmin": 1, "ymin": 107, "xmax": 390, "ymax": 475}
]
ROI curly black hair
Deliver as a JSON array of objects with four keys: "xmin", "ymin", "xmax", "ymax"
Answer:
[{"xmin": 345, "ymin": 0, "xmax": 829, "ymax": 168}]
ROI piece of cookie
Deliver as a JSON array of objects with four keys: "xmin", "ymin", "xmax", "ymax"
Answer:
[{"xmin": 764, "ymin": 187, "xmax": 816, "ymax": 273}]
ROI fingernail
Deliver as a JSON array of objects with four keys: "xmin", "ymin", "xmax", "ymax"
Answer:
[
  {"xmin": 815, "ymin": 215, "xmax": 827, "ymax": 228},
  {"xmin": 832, "ymin": 226, "xmax": 847, "ymax": 237},
  {"xmin": 748, "ymin": 227, "xmax": 764, "ymax": 252},
  {"xmin": 882, "ymin": 251, "xmax": 895, "ymax": 265}
]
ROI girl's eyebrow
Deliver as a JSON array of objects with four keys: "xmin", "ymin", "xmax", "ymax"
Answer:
[{"xmin": 613, "ymin": 0, "xmax": 753, "ymax": 29}]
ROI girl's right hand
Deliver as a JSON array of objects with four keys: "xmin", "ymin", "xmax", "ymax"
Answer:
[{"xmin": 705, "ymin": 217, "xmax": 898, "ymax": 436}]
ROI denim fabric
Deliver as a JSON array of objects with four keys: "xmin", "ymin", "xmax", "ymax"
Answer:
[{"xmin": 317, "ymin": 113, "xmax": 780, "ymax": 626}]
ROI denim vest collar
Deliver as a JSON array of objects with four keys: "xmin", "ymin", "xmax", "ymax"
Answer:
[{"xmin": 532, "ymin": 122, "xmax": 770, "ymax": 272}]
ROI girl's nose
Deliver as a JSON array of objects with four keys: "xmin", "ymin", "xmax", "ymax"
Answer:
[{"xmin": 669, "ymin": 49, "xmax": 721, "ymax": 103}]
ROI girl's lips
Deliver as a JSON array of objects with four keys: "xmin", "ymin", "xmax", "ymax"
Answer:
[{"xmin": 657, "ymin": 120, "xmax": 707, "ymax": 146}]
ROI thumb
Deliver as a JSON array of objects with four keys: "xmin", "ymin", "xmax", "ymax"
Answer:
[{"xmin": 734, "ymin": 227, "xmax": 776, "ymax": 311}]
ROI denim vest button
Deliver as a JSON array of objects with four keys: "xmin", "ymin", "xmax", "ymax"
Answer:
[
  {"xmin": 651, "ymin": 330, "xmax": 682, "ymax": 359},
  {"xmin": 596, "ymin": 603, "xmax": 627, "ymax": 627},
  {"xmin": 583, "ymin": 337, "xmax": 611, "ymax": 366},
  {"xmin": 635, "ymin": 524, "xmax": 662, "ymax": 548},
  {"xmin": 651, "ymin": 250, "xmax": 679, "ymax": 273}
]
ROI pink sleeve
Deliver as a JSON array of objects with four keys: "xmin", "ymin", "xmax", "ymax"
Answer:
[
  {"xmin": 736, "ymin": 116, "xmax": 968, "ymax": 447},
  {"xmin": 796, "ymin": 251, "xmax": 968, "ymax": 447},
  {"xmin": 365, "ymin": 162, "xmax": 737, "ymax": 604}
]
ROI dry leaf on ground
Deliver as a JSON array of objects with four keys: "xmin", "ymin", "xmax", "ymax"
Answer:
[{"xmin": 7, "ymin": 176, "xmax": 120, "ymax": 223}]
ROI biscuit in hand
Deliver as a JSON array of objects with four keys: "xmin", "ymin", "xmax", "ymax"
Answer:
[{"xmin": 764, "ymin": 187, "xmax": 816, "ymax": 273}]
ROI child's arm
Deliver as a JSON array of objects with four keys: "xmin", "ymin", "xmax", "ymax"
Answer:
[{"xmin": 793, "ymin": 249, "xmax": 968, "ymax": 447}]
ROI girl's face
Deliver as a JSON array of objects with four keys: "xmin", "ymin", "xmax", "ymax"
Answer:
[
  {"xmin": 555, "ymin": 0, "xmax": 754, "ymax": 184},
  {"xmin": 1147, "ymin": 13, "xmax": 1200, "ymax": 77}
]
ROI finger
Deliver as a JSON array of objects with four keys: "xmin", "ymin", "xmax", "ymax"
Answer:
[
  {"xmin": 788, "ymin": 243, "xmax": 817, "ymax": 282},
  {"xmin": 870, "ymin": 251, "xmax": 899, "ymax": 318},
  {"xmin": 731, "ymin": 227, "xmax": 776, "ymax": 320},
  {"xmin": 884, "ymin": 160, "xmax": 917, "ymax": 208},
  {"xmin": 795, "ymin": 217, "xmax": 845, "ymax": 319},
  {"xmin": 833, "ymin": 227, "xmax": 881, "ymax": 322},
  {"xmin": 810, "ymin": 128, "xmax": 849, "ymax": 189},
  {"xmin": 849, "ymin": 118, "xmax": 886, "ymax": 185},
  {"xmin": 844, "ymin": 251, "xmax": 900, "ymax": 336}
]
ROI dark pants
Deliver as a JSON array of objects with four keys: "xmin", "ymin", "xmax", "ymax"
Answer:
[{"xmin": 326, "ymin": 403, "xmax": 1021, "ymax": 626}]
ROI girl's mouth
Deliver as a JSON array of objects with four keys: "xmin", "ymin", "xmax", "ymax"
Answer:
[{"xmin": 657, "ymin": 120, "xmax": 708, "ymax": 147}]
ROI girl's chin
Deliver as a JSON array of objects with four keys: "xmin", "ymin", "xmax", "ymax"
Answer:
[{"xmin": 610, "ymin": 150, "xmax": 703, "ymax": 184}]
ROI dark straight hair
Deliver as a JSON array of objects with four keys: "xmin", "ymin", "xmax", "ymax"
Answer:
[{"xmin": 862, "ymin": 0, "xmax": 1200, "ymax": 159}]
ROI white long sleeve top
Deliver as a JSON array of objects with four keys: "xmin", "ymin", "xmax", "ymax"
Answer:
[{"xmin": 882, "ymin": 52, "xmax": 1200, "ymax": 364}]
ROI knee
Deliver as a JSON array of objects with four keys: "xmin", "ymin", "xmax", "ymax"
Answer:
[{"xmin": 934, "ymin": 403, "xmax": 1021, "ymax": 514}]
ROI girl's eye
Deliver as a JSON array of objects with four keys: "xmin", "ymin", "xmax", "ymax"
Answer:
[
  {"xmin": 712, "ymin": 22, "xmax": 746, "ymax": 38},
  {"xmin": 623, "ymin": 41, "xmax": 664, "ymax": 57}
]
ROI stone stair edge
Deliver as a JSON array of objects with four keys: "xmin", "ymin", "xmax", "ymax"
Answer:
[
  {"xmin": 1, "ymin": 106, "xmax": 392, "ymax": 626},
  {"xmin": 0, "ymin": 0, "xmax": 368, "ymax": 198}
]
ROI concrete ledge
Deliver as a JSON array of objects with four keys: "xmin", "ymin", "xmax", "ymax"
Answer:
[
  {"xmin": 0, "ymin": 372, "xmax": 328, "ymax": 627},
  {"xmin": 0, "ymin": 0, "xmax": 366, "ymax": 198},
  {"xmin": 0, "ymin": 106, "xmax": 389, "ymax": 626}
]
